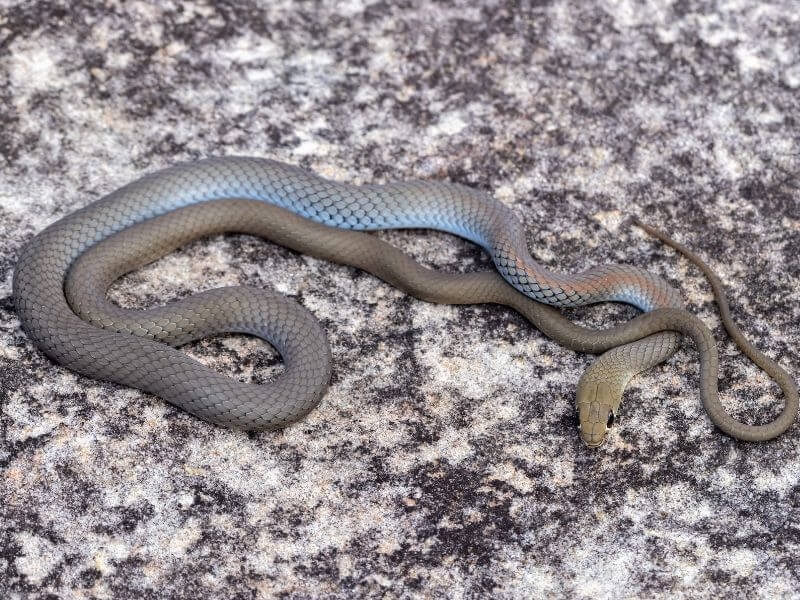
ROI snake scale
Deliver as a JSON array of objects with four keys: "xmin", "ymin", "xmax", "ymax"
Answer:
[{"xmin": 12, "ymin": 157, "xmax": 798, "ymax": 445}]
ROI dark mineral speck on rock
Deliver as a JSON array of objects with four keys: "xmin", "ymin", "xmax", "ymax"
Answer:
[{"xmin": 1, "ymin": 1, "xmax": 799, "ymax": 598}]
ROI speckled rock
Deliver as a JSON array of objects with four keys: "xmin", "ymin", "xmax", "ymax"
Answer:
[{"xmin": 1, "ymin": 1, "xmax": 799, "ymax": 598}]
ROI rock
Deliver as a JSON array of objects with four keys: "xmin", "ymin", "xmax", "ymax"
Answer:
[{"xmin": 1, "ymin": 1, "xmax": 798, "ymax": 598}]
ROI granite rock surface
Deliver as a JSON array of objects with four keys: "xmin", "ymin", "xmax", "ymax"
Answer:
[{"xmin": 1, "ymin": 1, "xmax": 799, "ymax": 598}]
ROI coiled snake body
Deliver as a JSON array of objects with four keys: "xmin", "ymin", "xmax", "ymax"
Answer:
[{"xmin": 12, "ymin": 157, "xmax": 797, "ymax": 445}]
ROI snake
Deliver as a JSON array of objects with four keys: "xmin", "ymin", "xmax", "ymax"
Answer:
[{"xmin": 12, "ymin": 156, "xmax": 798, "ymax": 445}]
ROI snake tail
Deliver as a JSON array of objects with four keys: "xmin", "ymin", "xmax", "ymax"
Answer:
[{"xmin": 631, "ymin": 216, "xmax": 798, "ymax": 441}]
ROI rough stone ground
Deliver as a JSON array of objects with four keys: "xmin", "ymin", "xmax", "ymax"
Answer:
[{"xmin": 1, "ymin": 1, "xmax": 799, "ymax": 598}]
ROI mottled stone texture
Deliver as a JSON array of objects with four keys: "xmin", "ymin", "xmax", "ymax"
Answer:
[{"xmin": 1, "ymin": 1, "xmax": 799, "ymax": 598}]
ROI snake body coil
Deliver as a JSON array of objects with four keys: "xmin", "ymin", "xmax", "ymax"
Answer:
[{"xmin": 12, "ymin": 157, "xmax": 797, "ymax": 443}]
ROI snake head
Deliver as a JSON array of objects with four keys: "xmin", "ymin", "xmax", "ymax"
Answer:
[{"xmin": 576, "ymin": 380, "xmax": 620, "ymax": 448}]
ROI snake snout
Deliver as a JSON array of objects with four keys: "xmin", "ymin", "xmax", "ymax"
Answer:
[{"xmin": 577, "ymin": 411, "xmax": 611, "ymax": 447}]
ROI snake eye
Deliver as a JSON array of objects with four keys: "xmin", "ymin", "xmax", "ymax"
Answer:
[{"xmin": 606, "ymin": 411, "xmax": 615, "ymax": 428}]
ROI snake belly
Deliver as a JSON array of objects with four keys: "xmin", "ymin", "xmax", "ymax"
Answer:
[{"xmin": 12, "ymin": 157, "xmax": 796, "ymax": 440}]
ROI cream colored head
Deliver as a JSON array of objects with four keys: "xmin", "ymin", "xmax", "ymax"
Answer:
[{"xmin": 576, "ymin": 380, "xmax": 621, "ymax": 447}]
